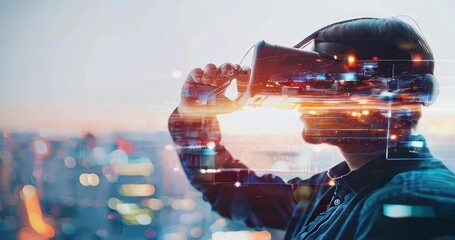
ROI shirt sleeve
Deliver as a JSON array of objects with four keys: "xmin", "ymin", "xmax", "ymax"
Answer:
[{"xmin": 168, "ymin": 108, "xmax": 296, "ymax": 230}]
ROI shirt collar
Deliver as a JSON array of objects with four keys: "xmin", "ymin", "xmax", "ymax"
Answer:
[{"xmin": 327, "ymin": 137, "xmax": 435, "ymax": 194}]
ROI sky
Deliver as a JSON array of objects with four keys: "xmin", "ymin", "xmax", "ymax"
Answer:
[{"xmin": 1, "ymin": 0, "xmax": 455, "ymax": 133}]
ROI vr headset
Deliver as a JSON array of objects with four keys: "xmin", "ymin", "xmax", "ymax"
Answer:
[
  {"xmin": 219, "ymin": 40, "xmax": 438, "ymax": 160},
  {"xmin": 233, "ymin": 41, "xmax": 439, "ymax": 110}
]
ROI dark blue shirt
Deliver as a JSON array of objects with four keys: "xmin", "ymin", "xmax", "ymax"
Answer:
[
  {"xmin": 168, "ymin": 109, "xmax": 455, "ymax": 239},
  {"xmin": 285, "ymin": 156, "xmax": 455, "ymax": 239}
]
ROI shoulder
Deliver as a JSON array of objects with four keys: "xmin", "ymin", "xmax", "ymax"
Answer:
[
  {"xmin": 362, "ymin": 159, "xmax": 455, "ymax": 214},
  {"xmin": 355, "ymin": 160, "xmax": 455, "ymax": 239}
]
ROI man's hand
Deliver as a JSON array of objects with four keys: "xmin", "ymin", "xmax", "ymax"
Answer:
[{"xmin": 178, "ymin": 63, "xmax": 249, "ymax": 119}]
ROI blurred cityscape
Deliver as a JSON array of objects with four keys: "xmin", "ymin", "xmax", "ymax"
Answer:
[
  {"xmin": 0, "ymin": 130, "xmax": 295, "ymax": 240},
  {"xmin": 0, "ymin": 129, "xmax": 454, "ymax": 240}
]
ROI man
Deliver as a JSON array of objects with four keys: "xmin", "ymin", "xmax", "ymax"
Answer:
[{"xmin": 168, "ymin": 17, "xmax": 455, "ymax": 239}]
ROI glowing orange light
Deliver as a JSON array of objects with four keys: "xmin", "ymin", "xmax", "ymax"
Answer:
[
  {"xmin": 412, "ymin": 53, "xmax": 422, "ymax": 62},
  {"xmin": 328, "ymin": 180, "xmax": 335, "ymax": 186},
  {"xmin": 347, "ymin": 54, "xmax": 356, "ymax": 67},
  {"xmin": 333, "ymin": 55, "xmax": 338, "ymax": 60},
  {"xmin": 361, "ymin": 110, "xmax": 369, "ymax": 115},
  {"xmin": 412, "ymin": 53, "xmax": 423, "ymax": 66},
  {"xmin": 390, "ymin": 134, "xmax": 397, "ymax": 140},
  {"xmin": 18, "ymin": 227, "xmax": 47, "ymax": 240},
  {"xmin": 248, "ymin": 230, "xmax": 272, "ymax": 240},
  {"xmin": 351, "ymin": 112, "xmax": 358, "ymax": 117},
  {"xmin": 21, "ymin": 185, "xmax": 55, "ymax": 238}
]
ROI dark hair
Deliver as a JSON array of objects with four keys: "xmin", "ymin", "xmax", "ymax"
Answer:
[{"xmin": 296, "ymin": 17, "xmax": 434, "ymax": 76}]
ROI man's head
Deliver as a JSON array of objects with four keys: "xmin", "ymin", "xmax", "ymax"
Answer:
[
  {"xmin": 296, "ymin": 17, "xmax": 435, "ymax": 146},
  {"xmin": 306, "ymin": 17, "xmax": 434, "ymax": 76}
]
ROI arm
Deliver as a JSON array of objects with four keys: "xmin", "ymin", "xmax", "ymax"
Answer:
[{"xmin": 168, "ymin": 107, "xmax": 296, "ymax": 229}]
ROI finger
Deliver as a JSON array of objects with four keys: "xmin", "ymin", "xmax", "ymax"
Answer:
[
  {"xmin": 212, "ymin": 63, "xmax": 235, "ymax": 86},
  {"xmin": 238, "ymin": 66, "xmax": 251, "ymax": 73},
  {"xmin": 187, "ymin": 68, "xmax": 203, "ymax": 83},
  {"xmin": 202, "ymin": 63, "xmax": 218, "ymax": 85},
  {"xmin": 220, "ymin": 62, "xmax": 235, "ymax": 77},
  {"xmin": 236, "ymin": 66, "xmax": 250, "ymax": 78}
]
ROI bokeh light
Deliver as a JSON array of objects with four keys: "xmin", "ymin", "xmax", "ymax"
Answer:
[
  {"xmin": 87, "ymin": 173, "xmax": 100, "ymax": 186},
  {"xmin": 142, "ymin": 198, "xmax": 164, "ymax": 211},
  {"xmin": 32, "ymin": 140, "xmax": 48, "ymax": 155},
  {"xmin": 64, "ymin": 156, "xmax": 76, "ymax": 168},
  {"xmin": 170, "ymin": 199, "xmax": 196, "ymax": 211},
  {"xmin": 119, "ymin": 184, "xmax": 155, "ymax": 197},
  {"xmin": 136, "ymin": 214, "xmax": 152, "ymax": 225}
]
